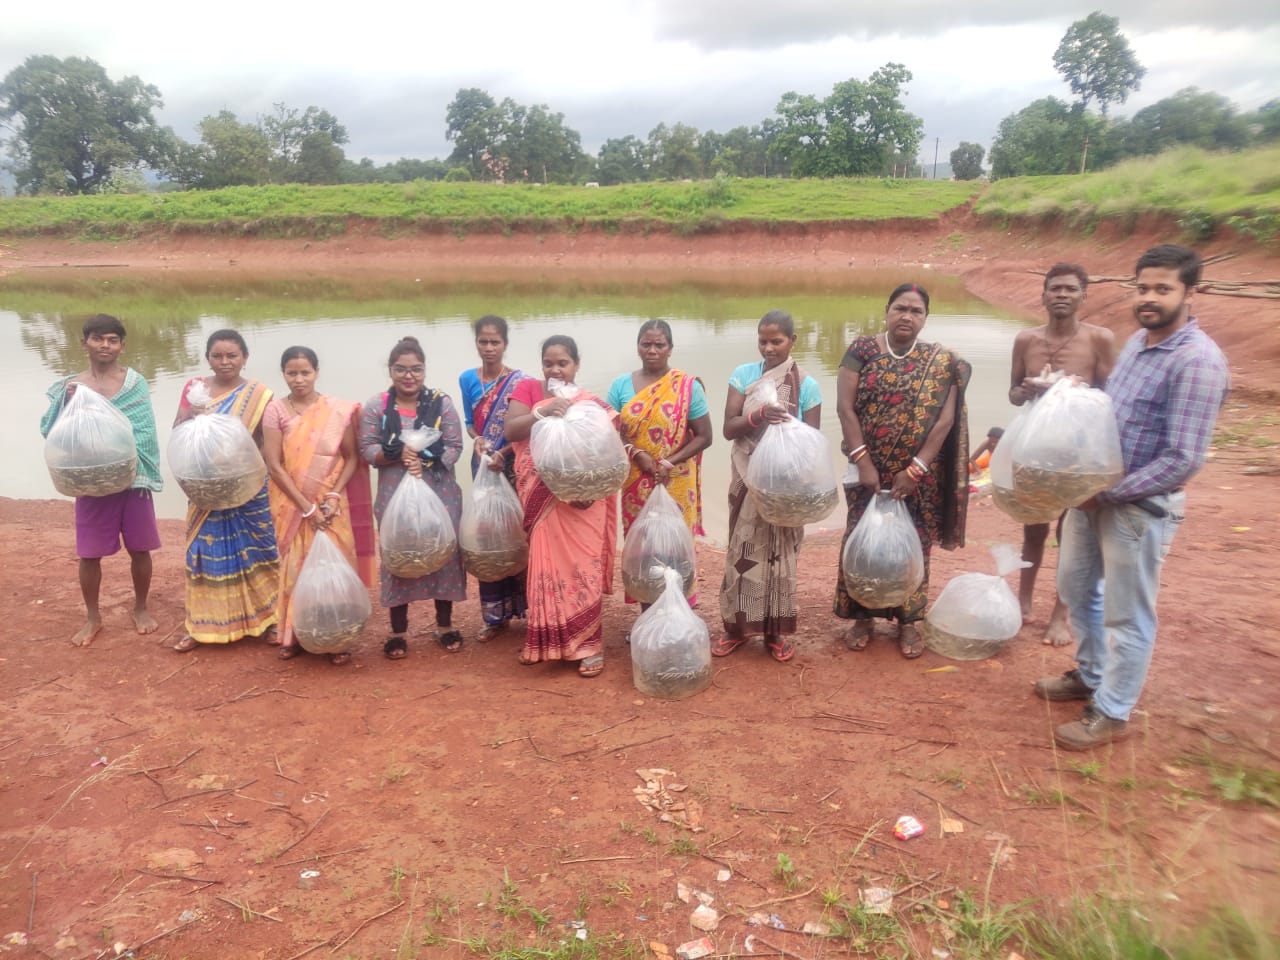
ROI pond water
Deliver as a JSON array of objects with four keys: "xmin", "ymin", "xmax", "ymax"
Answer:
[{"xmin": 3, "ymin": 270, "xmax": 1025, "ymax": 543}]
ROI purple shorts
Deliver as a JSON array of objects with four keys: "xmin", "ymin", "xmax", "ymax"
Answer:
[{"xmin": 75, "ymin": 489, "xmax": 162, "ymax": 559}]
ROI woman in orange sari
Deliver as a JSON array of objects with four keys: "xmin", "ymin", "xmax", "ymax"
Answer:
[
  {"xmin": 172, "ymin": 329, "xmax": 279, "ymax": 651},
  {"xmin": 263, "ymin": 346, "xmax": 376, "ymax": 664},
  {"xmin": 504, "ymin": 335, "xmax": 618, "ymax": 678},
  {"xmin": 607, "ymin": 319, "xmax": 713, "ymax": 605}
]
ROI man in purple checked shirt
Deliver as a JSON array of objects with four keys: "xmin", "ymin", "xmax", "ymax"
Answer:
[{"xmin": 1033, "ymin": 244, "xmax": 1230, "ymax": 751}]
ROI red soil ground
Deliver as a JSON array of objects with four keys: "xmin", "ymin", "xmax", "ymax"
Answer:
[{"xmin": 1, "ymin": 222, "xmax": 1277, "ymax": 959}]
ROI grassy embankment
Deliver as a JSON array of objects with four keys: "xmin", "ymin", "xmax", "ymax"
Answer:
[
  {"xmin": 976, "ymin": 144, "xmax": 1280, "ymax": 242},
  {"xmin": 0, "ymin": 177, "xmax": 979, "ymax": 239}
]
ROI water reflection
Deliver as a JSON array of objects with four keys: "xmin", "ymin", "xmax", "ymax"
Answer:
[{"xmin": 4, "ymin": 270, "xmax": 1025, "ymax": 543}]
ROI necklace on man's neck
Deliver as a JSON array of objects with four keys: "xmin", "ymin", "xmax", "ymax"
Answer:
[
  {"xmin": 1044, "ymin": 322, "xmax": 1080, "ymax": 369},
  {"xmin": 883, "ymin": 333, "xmax": 917, "ymax": 361}
]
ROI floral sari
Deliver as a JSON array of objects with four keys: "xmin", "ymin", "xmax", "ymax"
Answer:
[
  {"xmin": 617, "ymin": 369, "xmax": 704, "ymax": 537},
  {"xmin": 511, "ymin": 379, "xmax": 617, "ymax": 663},
  {"xmin": 833, "ymin": 337, "xmax": 971, "ymax": 623},
  {"xmin": 266, "ymin": 395, "xmax": 376, "ymax": 648},
  {"xmin": 472, "ymin": 370, "xmax": 529, "ymax": 626},
  {"xmin": 719, "ymin": 360, "xmax": 805, "ymax": 639},
  {"xmin": 181, "ymin": 379, "xmax": 279, "ymax": 644}
]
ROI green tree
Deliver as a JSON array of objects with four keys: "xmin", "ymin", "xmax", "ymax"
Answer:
[
  {"xmin": 1249, "ymin": 99, "xmax": 1280, "ymax": 142},
  {"xmin": 949, "ymin": 141, "xmax": 985, "ymax": 179},
  {"xmin": 499, "ymin": 101, "xmax": 583, "ymax": 183},
  {"xmin": 0, "ymin": 55, "xmax": 169, "ymax": 194},
  {"xmin": 596, "ymin": 135, "xmax": 648, "ymax": 184},
  {"xmin": 647, "ymin": 122, "xmax": 701, "ymax": 179},
  {"xmin": 989, "ymin": 97, "xmax": 1102, "ymax": 178},
  {"xmin": 445, "ymin": 88, "xmax": 503, "ymax": 179},
  {"xmin": 1124, "ymin": 88, "xmax": 1250, "ymax": 155},
  {"xmin": 261, "ymin": 103, "xmax": 348, "ymax": 183},
  {"xmin": 1053, "ymin": 12, "xmax": 1145, "ymax": 116},
  {"xmin": 166, "ymin": 110, "xmax": 270, "ymax": 189}
]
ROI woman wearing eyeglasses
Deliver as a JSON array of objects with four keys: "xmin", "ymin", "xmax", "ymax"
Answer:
[{"xmin": 358, "ymin": 336, "xmax": 467, "ymax": 660}]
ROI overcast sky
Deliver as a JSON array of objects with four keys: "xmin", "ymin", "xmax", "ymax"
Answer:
[{"xmin": 2, "ymin": 1, "xmax": 1277, "ymax": 169}]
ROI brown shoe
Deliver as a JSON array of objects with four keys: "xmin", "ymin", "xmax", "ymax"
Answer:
[
  {"xmin": 1033, "ymin": 668, "xmax": 1093, "ymax": 702},
  {"xmin": 1054, "ymin": 705, "xmax": 1131, "ymax": 751}
]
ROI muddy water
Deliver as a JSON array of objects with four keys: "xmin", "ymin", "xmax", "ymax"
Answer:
[{"xmin": 3, "ymin": 270, "xmax": 1025, "ymax": 543}]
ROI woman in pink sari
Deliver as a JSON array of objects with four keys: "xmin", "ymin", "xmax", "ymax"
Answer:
[
  {"xmin": 504, "ymin": 335, "xmax": 618, "ymax": 678},
  {"xmin": 263, "ymin": 346, "xmax": 376, "ymax": 663}
]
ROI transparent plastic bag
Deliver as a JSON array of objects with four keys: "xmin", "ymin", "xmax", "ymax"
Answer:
[
  {"xmin": 400, "ymin": 425, "xmax": 441, "ymax": 454},
  {"xmin": 460, "ymin": 455, "xmax": 528, "ymax": 581},
  {"xmin": 530, "ymin": 383, "xmax": 628, "ymax": 503},
  {"xmin": 1009, "ymin": 378, "xmax": 1123, "ymax": 513},
  {"xmin": 989, "ymin": 403, "xmax": 1060, "ymax": 525},
  {"xmin": 292, "ymin": 530, "xmax": 372, "ymax": 654},
  {"xmin": 744, "ymin": 381, "xmax": 838, "ymax": 527},
  {"xmin": 168, "ymin": 412, "xmax": 267, "ymax": 510},
  {"xmin": 44, "ymin": 386, "xmax": 138, "ymax": 497},
  {"xmin": 841, "ymin": 491, "xmax": 925, "ymax": 609},
  {"xmin": 630, "ymin": 566, "xmax": 712, "ymax": 700},
  {"xmin": 379, "ymin": 472, "xmax": 457, "ymax": 578},
  {"xmin": 621, "ymin": 484, "xmax": 696, "ymax": 603},
  {"xmin": 924, "ymin": 544, "xmax": 1027, "ymax": 660}
]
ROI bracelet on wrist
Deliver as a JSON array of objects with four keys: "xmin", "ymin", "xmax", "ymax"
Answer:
[
  {"xmin": 323, "ymin": 492, "xmax": 340, "ymax": 501},
  {"xmin": 533, "ymin": 406, "xmax": 547, "ymax": 421},
  {"xmin": 912, "ymin": 456, "xmax": 929, "ymax": 473},
  {"xmin": 301, "ymin": 503, "xmax": 318, "ymax": 518},
  {"xmin": 848, "ymin": 444, "xmax": 868, "ymax": 463}
]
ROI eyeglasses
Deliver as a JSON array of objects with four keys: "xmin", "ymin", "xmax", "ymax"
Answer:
[{"xmin": 391, "ymin": 365, "xmax": 425, "ymax": 376}]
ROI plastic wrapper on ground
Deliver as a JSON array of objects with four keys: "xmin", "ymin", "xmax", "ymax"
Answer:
[
  {"xmin": 292, "ymin": 530, "xmax": 372, "ymax": 654},
  {"xmin": 44, "ymin": 386, "xmax": 138, "ymax": 498}
]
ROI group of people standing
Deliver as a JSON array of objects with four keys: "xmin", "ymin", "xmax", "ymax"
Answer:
[{"xmin": 40, "ymin": 242, "xmax": 1227, "ymax": 751}]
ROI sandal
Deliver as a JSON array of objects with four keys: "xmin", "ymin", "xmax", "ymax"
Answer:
[
  {"xmin": 898, "ymin": 623, "xmax": 925, "ymax": 660},
  {"xmin": 518, "ymin": 649, "xmax": 539, "ymax": 665},
  {"xmin": 767, "ymin": 636, "xmax": 796, "ymax": 662},
  {"xmin": 840, "ymin": 621, "xmax": 872, "ymax": 652},
  {"xmin": 577, "ymin": 654, "xmax": 605, "ymax": 678},
  {"xmin": 383, "ymin": 635, "xmax": 408, "ymax": 660},
  {"xmin": 278, "ymin": 644, "xmax": 302, "ymax": 660},
  {"xmin": 434, "ymin": 629, "xmax": 463, "ymax": 652},
  {"xmin": 711, "ymin": 635, "xmax": 746, "ymax": 658},
  {"xmin": 329, "ymin": 652, "xmax": 352, "ymax": 666},
  {"xmin": 478, "ymin": 620, "xmax": 508, "ymax": 643},
  {"xmin": 173, "ymin": 635, "xmax": 198, "ymax": 653}
]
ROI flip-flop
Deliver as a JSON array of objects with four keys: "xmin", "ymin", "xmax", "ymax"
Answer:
[
  {"xmin": 434, "ymin": 629, "xmax": 463, "ymax": 652},
  {"xmin": 278, "ymin": 644, "xmax": 302, "ymax": 660},
  {"xmin": 711, "ymin": 635, "xmax": 746, "ymax": 658},
  {"xmin": 329, "ymin": 652, "xmax": 352, "ymax": 666},
  {"xmin": 840, "ymin": 622, "xmax": 871, "ymax": 651},
  {"xmin": 767, "ymin": 636, "xmax": 796, "ymax": 662},
  {"xmin": 898, "ymin": 624, "xmax": 925, "ymax": 660},
  {"xmin": 478, "ymin": 620, "xmax": 508, "ymax": 643},
  {"xmin": 383, "ymin": 635, "xmax": 408, "ymax": 660},
  {"xmin": 173, "ymin": 635, "xmax": 198, "ymax": 653},
  {"xmin": 577, "ymin": 654, "xmax": 605, "ymax": 678}
]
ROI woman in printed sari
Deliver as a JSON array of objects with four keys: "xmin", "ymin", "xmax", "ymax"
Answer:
[
  {"xmin": 173, "ymin": 329, "xmax": 280, "ymax": 652},
  {"xmin": 833, "ymin": 283, "xmax": 971, "ymax": 658},
  {"xmin": 713, "ymin": 310, "xmax": 822, "ymax": 663},
  {"xmin": 358, "ymin": 336, "xmax": 468, "ymax": 660},
  {"xmin": 263, "ymin": 346, "xmax": 376, "ymax": 665},
  {"xmin": 504, "ymin": 335, "xmax": 618, "ymax": 678},
  {"xmin": 607, "ymin": 320, "xmax": 713, "ymax": 607},
  {"xmin": 458, "ymin": 315, "xmax": 528, "ymax": 641}
]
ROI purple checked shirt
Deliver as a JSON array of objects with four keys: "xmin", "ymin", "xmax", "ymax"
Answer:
[{"xmin": 1100, "ymin": 318, "xmax": 1229, "ymax": 504}]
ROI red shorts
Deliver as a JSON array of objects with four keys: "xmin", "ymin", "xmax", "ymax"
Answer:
[{"xmin": 74, "ymin": 489, "xmax": 162, "ymax": 559}]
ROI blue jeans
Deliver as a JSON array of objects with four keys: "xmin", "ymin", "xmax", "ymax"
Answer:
[{"xmin": 1056, "ymin": 492, "xmax": 1184, "ymax": 721}]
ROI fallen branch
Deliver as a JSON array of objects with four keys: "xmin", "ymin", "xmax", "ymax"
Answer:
[
  {"xmin": 93, "ymin": 917, "xmax": 199, "ymax": 960},
  {"xmin": 156, "ymin": 657, "xmax": 198, "ymax": 685},
  {"xmin": 137, "ymin": 748, "xmax": 202, "ymax": 776},
  {"xmin": 413, "ymin": 683, "xmax": 453, "ymax": 700},
  {"xmin": 274, "ymin": 845, "xmax": 370, "ymax": 867},
  {"xmin": 216, "ymin": 895, "xmax": 282, "ymax": 922},
  {"xmin": 559, "ymin": 855, "xmax": 636, "ymax": 865},
  {"xmin": 283, "ymin": 941, "xmax": 330, "ymax": 960},
  {"xmin": 329, "ymin": 900, "xmax": 404, "ymax": 953},
  {"xmin": 151, "ymin": 779, "xmax": 256, "ymax": 809},
  {"xmin": 748, "ymin": 933, "xmax": 813, "ymax": 960},
  {"xmin": 587, "ymin": 714, "xmax": 639, "ymax": 737},
  {"xmin": 912, "ymin": 788, "xmax": 982, "ymax": 826},
  {"xmin": 274, "ymin": 753, "xmax": 299, "ymax": 784},
  {"xmin": 275, "ymin": 809, "xmax": 329, "ymax": 859},
  {"xmin": 136, "ymin": 869, "xmax": 223, "ymax": 885},
  {"xmin": 27, "ymin": 872, "xmax": 36, "ymax": 933},
  {"xmin": 532, "ymin": 687, "xmax": 575, "ymax": 698},
  {"xmin": 603, "ymin": 733, "xmax": 673, "ymax": 753},
  {"xmin": 745, "ymin": 885, "xmax": 818, "ymax": 910},
  {"xmin": 195, "ymin": 686, "xmax": 308, "ymax": 711}
]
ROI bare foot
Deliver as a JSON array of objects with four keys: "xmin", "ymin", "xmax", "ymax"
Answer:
[
  {"xmin": 133, "ymin": 608, "xmax": 159, "ymax": 634},
  {"xmin": 1043, "ymin": 604, "xmax": 1073, "ymax": 647},
  {"xmin": 71, "ymin": 619, "xmax": 102, "ymax": 647},
  {"xmin": 1020, "ymin": 599, "xmax": 1033, "ymax": 620},
  {"xmin": 837, "ymin": 621, "xmax": 872, "ymax": 651}
]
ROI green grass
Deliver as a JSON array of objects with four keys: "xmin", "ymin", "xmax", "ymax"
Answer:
[
  {"xmin": 976, "ymin": 145, "xmax": 1280, "ymax": 241},
  {"xmin": 0, "ymin": 177, "xmax": 979, "ymax": 239}
]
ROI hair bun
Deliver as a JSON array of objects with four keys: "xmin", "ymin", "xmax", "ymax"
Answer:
[{"xmin": 398, "ymin": 336, "xmax": 421, "ymax": 346}]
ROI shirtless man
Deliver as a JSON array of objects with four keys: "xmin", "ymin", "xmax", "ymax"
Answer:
[
  {"xmin": 1009, "ymin": 264, "xmax": 1116, "ymax": 646},
  {"xmin": 40, "ymin": 315, "xmax": 163, "ymax": 646}
]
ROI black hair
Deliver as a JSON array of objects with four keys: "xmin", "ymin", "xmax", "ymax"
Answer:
[
  {"xmin": 1135, "ymin": 244, "xmax": 1202, "ymax": 288},
  {"xmin": 82, "ymin": 313, "xmax": 126, "ymax": 340},
  {"xmin": 281, "ymin": 346, "xmax": 319, "ymax": 371},
  {"xmin": 206, "ymin": 328, "xmax": 248, "ymax": 356},
  {"xmin": 541, "ymin": 334, "xmax": 580, "ymax": 363},
  {"xmin": 886, "ymin": 283, "xmax": 930, "ymax": 313},
  {"xmin": 388, "ymin": 336, "xmax": 425, "ymax": 366},
  {"xmin": 758, "ymin": 309, "xmax": 795, "ymax": 337},
  {"xmin": 474, "ymin": 315, "xmax": 509, "ymax": 343},
  {"xmin": 1043, "ymin": 263, "xmax": 1089, "ymax": 291},
  {"xmin": 988, "ymin": 426, "xmax": 1005, "ymax": 439},
  {"xmin": 637, "ymin": 319, "xmax": 674, "ymax": 346}
]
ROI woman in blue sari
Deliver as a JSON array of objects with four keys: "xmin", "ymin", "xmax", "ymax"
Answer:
[{"xmin": 458, "ymin": 315, "xmax": 528, "ymax": 642}]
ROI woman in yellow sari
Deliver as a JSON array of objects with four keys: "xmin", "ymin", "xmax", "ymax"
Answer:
[
  {"xmin": 607, "ymin": 319, "xmax": 713, "ymax": 605},
  {"xmin": 263, "ymin": 346, "xmax": 376, "ymax": 665},
  {"xmin": 172, "ymin": 329, "xmax": 280, "ymax": 651}
]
